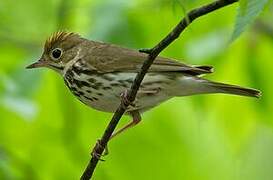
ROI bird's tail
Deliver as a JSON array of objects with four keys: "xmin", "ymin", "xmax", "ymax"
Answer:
[
  {"xmin": 174, "ymin": 76, "xmax": 261, "ymax": 98},
  {"xmin": 205, "ymin": 81, "xmax": 261, "ymax": 98}
]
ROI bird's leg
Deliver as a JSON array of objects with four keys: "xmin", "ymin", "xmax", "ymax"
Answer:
[
  {"xmin": 110, "ymin": 111, "xmax": 141, "ymax": 140},
  {"xmin": 120, "ymin": 89, "xmax": 158, "ymax": 109},
  {"xmin": 92, "ymin": 111, "xmax": 141, "ymax": 158}
]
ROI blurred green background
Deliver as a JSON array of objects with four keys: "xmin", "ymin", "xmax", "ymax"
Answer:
[{"xmin": 0, "ymin": 0, "xmax": 273, "ymax": 179}]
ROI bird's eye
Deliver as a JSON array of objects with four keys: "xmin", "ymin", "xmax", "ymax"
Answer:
[{"xmin": 51, "ymin": 48, "xmax": 63, "ymax": 60}]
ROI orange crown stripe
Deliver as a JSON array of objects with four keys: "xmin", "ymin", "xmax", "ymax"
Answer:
[{"xmin": 44, "ymin": 31, "xmax": 76, "ymax": 51}]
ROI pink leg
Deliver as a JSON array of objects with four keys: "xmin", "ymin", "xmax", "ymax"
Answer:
[
  {"xmin": 110, "ymin": 111, "xmax": 141, "ymax": 140},
  {"xmin": 93, "ymin": 111, "xmax": 141, "ymax": 158}
]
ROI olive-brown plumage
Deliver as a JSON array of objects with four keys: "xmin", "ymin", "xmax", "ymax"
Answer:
[{"xmin": 27, "ymin": 31, "xmax": 261, "ymax": 138}]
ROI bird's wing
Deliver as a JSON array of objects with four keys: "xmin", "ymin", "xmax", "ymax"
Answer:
[{"xmin": 84, "ymin": 41, "xmax": 213, "ymax": 76}]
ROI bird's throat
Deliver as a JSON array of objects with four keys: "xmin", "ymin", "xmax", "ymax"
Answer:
[{"xmin": 62, "ymin": 48, "xmax": 83, "ymax": 77}]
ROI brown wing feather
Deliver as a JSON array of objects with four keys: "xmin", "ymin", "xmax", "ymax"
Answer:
[{"xmin": 83, "ymin": 41, "xmax": 213, "ymax": 75}]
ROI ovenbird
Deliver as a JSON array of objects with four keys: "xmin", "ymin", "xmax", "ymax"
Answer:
[{"xmin": 26, "ymin": 31, "xmax": 261, "ymax": 138}]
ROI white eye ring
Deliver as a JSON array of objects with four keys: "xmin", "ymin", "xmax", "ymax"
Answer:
[{"xmin": 50, "ymin": 48, "xmax": 63, "ymax": 60}]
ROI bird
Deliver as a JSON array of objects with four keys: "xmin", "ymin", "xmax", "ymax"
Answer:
[{"xmin": 26, "ymin": 31, "xmax": 261, "ymax": 139}]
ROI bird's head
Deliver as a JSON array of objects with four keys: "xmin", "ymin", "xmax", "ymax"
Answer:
[{"xmin": 26, "ymin": 31, "xmax": 85, "ymax": 74}]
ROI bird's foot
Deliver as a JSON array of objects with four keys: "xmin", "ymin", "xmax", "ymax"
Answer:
[
  {"xmin": 120, "ymin": 89, "xmax": 135, "ymax": 109},
  {"xmin": 91, "ymin": 139, "xmax": 109, "ymax": 161}
]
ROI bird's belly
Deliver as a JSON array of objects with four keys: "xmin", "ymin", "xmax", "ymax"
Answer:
[{"xmin": 64, "ymin": 71, "xmax": 175, "ymax": 113}]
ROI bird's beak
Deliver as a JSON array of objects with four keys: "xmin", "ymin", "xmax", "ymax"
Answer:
[{"xmin": 26, "ymin": 59, "xmax": 46, "ymax": 69}]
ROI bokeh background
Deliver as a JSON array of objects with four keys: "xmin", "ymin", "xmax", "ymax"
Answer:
[{"xmin": 0, "ymin": 0, "xmax": 273, "ymax": 179}]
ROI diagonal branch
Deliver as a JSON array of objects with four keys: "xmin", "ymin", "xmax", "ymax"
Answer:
[{"xmin": 80, "ymin": 0, "xmax": 238, "ymax": 179}]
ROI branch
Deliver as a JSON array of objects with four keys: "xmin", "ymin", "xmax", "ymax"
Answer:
[{"xmin": 80, "ymin": 0, "xmax": 238, "ymax": 179}]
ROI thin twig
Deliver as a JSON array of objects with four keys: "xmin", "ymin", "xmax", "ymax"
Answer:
[{"xmin": 80, "ymin": 0, "xmax": 238, "ymax": 179}]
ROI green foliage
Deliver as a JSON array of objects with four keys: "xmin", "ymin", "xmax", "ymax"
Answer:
[
  {"xmin": 231, "ymin": 0, "xmax": 269, "ymax": 41},
  {"xmin": 239, "ymin": 0, "xmax": 248, "ymax": 13},
  {"xmin": 0, "ymin": 0, "xmax": 272, "ymax": 180}
]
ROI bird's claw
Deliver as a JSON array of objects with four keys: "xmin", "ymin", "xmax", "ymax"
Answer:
[
  {"xmin": 91, "ymin": 151, "xmax": 105, "ymax": 161},
  {"xmin": 120, "ymin": 89, "xmax": 135, "ymax": 108},
  {"xmin": 91, "ymin": 139, "xmax": 109, "ymax": 161}
]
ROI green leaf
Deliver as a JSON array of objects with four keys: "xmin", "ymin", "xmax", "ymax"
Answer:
[{"xmin": 231, "ymin": 0, "xmax": 269, "ymax": 41}]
